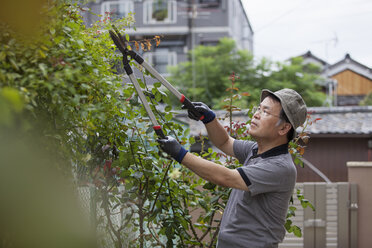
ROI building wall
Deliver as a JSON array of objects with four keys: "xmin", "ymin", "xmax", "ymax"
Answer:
[
  {"xmin": 82, "ymin": 0, "xmax": 253, "ymax": 75},
  {"xmin": 298, "ymin": 136, "xmax": 370, "ymax": 182},
  {"xmin": 333, "ymin": 69, "xmax": 372, "ymax": 96},
  {"xmin": 228, "ymin": 0, "xmax": 253, "ymax": 51},
  {"xmin": 83, "ymin": 0, "xmax": 252, "ymax": 48}
]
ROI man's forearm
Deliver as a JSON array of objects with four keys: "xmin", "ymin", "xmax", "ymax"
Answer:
[
  {"xmin": 181, "ymin": 152, "xmax": 248, "ymax": 191},
  {"xmin": 204, "ymin": 118, "xmax": 231, "ymax": 150}
]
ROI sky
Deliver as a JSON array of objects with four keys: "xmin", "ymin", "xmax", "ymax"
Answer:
[{"xmin": 242, "ymin": 0, "xmax": 372, "ymax": 68}]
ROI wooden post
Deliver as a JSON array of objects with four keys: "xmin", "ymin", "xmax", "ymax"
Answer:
[
  {"xmin": 349, "ymin": 183, "xmax": 358, "ymax": 248},
  {"xmin": 337, "ymin": 183, "xmax": 349, "ymax": 248}
]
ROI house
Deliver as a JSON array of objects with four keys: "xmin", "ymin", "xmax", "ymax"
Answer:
[
  {"xmin": 175, "ymin": 105, "xmax": 372, "ymax": 182},
  {"xmin": 298, "ymin": 51, "xmax": 372, "ymax": 106},
  {"xmin": 301, "ymin": 50, "xmax": 329, "ymax": 69},
  {"xmin": 82, "ymin": 0, "xmax": 254, "ymax": 76},
  {"xmin": 299, "ymin": 106, "xmax": 372, "ymax": 182},
  {"xmin": 326, "ymin": 54, "xmax": 372, "ymax": 106}
]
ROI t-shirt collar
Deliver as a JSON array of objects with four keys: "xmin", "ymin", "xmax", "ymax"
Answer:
[{"xmin": 251, "ymin": 143, "xmax": 289, "ymax": 159}]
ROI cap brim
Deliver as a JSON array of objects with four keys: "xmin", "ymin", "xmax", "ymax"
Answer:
[{"xmin": 260, "ymin": 89, "xmax": 274, "ymax": 103}]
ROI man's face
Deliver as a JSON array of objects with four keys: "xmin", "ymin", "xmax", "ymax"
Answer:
[{"xmin": 248, "ymin": 97, "xmax": 283, "ymax": 140}]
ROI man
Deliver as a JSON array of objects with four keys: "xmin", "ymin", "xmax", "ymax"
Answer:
[{"xmin": 157, "ymin": 88, "xmax": 307, "ymax": 247}]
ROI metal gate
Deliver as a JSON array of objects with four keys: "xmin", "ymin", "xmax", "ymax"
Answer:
[{"xmin": 280, "ymin": 183, "xmax": 358, "ymax": 248}]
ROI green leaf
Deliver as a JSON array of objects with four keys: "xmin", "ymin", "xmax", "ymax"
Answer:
[
  {"xmin": 165, "ymin": 113, "xmax": 173, "ymax": 121},
  {"xmin": 198, "ymin": 199, "xmax": 207, "ymax": 209},
  {"xmin": 138, "ymin": 79, "xmax": 145, "ymax": 88},
  {"xmin": 210, "ymin": 195, "xmax": 220, "ymax": 204},
  {"xmin": 185, "ymin": 189, "xmax": 194, "ymax": 195},
  {"xmin": 165, "ymin": 105, "xmax": 172, "ymax": 112},
  {"xmin": 63, "ymin": 26, "xmax": 72, "ymax": 32},
  {"xmin": 38, "ymin": 63, "xmax": 47, "ymax": 77},
  {"xmin": 0, "ymin": 52, "xmax": 6, "ymax": 61},
  {"xmin": 38, "ymin": 50, "xmax": 46, "ymax": 58},
  {"xmin": 189, "ymin": 136, "xmax": 195, "ymax": 144},
  {"xmin": 284, "ymin": 219, "xmax": 292, "ymax": 231},
  {"xmin": 9, "ymin": 59, "xmax": 19, "ymax": 71},
  {"xmin": 121, "ymin": 170, "xmax": 131, "ymax": 178},
  {"xmin": 77, "ymin": 39, "xmax": 84, "ymax": 47},
  {"xmin": 293, "ymin": 225, "xmax": 302, "ymax": 237},
  {"xmin": 203, "ymin": 182, "xmax": 216, "ymax": 190},
  {"xmin": 153, "ymin": 92, "xmax": 160, "ymax": 102}
]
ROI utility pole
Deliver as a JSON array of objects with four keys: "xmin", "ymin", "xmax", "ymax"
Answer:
[
  {"xmin": 313, "ymin": 34, "xmax": 338, "ymax": 106},
  {"xmin": 326, "ymin": 34, "xmax": 338, "ymax": 106},
  {"xmin": 188, "ymin": 0, "xmax": 197, "ymax": 99}
]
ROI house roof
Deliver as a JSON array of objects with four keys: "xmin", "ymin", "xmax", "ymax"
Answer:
[
  {"xmin": 329, "ymin": 54, "xmax": 371, "ymax": 72},
  {"xmin": 296, "ymin": 51, "xmax": 372, "ymax": 80},
  {"xmin": 326, "ymin": 54, "xmax": 372, "ymax": 80},
  {"xmin": 306, "ymin": 106, "xmax": 372, "ymax": 136},
  {"xmin": 299, "ymin": 51, "xmax": 329, "ymax": 67},
  {"xmin": 175, "ymin": 106, "xmax": 372, "ymax": 137}
]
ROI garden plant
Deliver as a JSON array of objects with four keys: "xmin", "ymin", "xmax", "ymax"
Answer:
[{"xmin": 0, "ymin": 1, "xmax": 316, "ymax": 247}]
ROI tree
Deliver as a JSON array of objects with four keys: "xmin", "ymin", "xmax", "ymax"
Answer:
[
  {"xmin": 360, "ymin": 92, "xmax": 372, "ymax": 105},
  {"xmin": 168, "ymin": 38, "xmax": 326, "ymax": 108},
  {"xmin": 260, "ymin": 57, "xmax": 326, "ymax": 107},
  {"xmin": 167, "ymin": 37, "xmax": 256, "ymax": 107}
]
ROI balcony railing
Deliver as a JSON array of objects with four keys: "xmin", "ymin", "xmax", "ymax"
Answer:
[
  {"xmin": 143, "ymin": 0, "xmax": 177, "ymax": 24},
  {"xmin": 101, "ymin": 0, "xmax": 134, "ymax": 20}
]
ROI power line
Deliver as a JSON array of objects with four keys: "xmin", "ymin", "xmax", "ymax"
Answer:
[{"xmin": 253, "ymin": 0, "xmax": 309, "ymax": 33}]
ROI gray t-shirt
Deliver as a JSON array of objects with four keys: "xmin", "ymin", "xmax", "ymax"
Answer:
[{"xmin": 217, "ymin": 140, "xmax": 297, "ymax": 248}]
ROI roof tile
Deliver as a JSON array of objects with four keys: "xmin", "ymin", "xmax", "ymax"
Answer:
[{"xmin": 175, "ymin": 106, "xmax": 372, "ymax": 136}]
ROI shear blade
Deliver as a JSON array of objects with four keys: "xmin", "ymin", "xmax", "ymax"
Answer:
[{"xmin": 109, "ymin": 30, "xmax": 127, "ymax": 55}]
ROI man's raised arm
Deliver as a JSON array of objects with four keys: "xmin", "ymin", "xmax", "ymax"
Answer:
[{"xmin": 184, "ymin": 102, "xmax": 236, "ymax": 157}]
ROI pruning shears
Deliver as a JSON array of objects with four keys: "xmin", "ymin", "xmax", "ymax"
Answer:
[{"xmin": 109, "ymin": 25, "xmax": 204, "ymax": 138}]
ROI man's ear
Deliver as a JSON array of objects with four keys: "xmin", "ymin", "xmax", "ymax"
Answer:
[{"xmin": 278, "ymin": 122, "xmax": 292, "ymax": 136}]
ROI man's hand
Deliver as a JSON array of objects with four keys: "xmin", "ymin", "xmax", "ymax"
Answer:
[
  {"xmin": 157, "ymin": 136, "xmax": 188, "ymax": 163},
  {"xmin": 182, "ymin": 102, "xmax": 216, "ymax": 124}
]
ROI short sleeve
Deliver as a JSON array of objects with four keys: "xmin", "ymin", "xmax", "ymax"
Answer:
[
  {"xmin": 240, "ymin": 157, "xmax": 296, "ymax": 196},
  {"xmin": 233, "ymin": 140, "xmax": 256, "ymax": 164}
]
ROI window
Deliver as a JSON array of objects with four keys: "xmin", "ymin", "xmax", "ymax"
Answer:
[
  {"xmin": 144, "ymin": 0, "xmax": 177, "ymax": 24},
  {"xmin": 144, "ymin": 49, "xmax": 177, "ymax": 75},
  {"xmin": 200, "ymin": 40, "xmax": 219, "ymax": 46},
  {"xmin": 199, "ymin": 0, "xmax": 220, "ymax": 8},
  {"xmin": 101, "ymin": 1, "xmax": 134, "ymax": 20}
]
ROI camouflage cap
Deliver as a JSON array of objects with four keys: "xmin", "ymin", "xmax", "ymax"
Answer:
[{"xmin": 261, "ymin": 88, "xmax": 307, "ymax": 140}]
